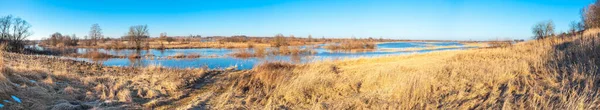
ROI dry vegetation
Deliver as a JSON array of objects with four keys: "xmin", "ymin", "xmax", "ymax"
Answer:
[
  {"xmin": 229, "ymin": 46, "xmax": 316, "ymax": 58},
  {"xmin": 197, "ymin": 31, "xmax": 600, "ymax": 109},
  {"xmin": 3, "ymin": 30, "xmax": 600, "ymax": 109},
  {"xmin": 324, "ymin": 40, "xmax": 377, "ymax": 52}
]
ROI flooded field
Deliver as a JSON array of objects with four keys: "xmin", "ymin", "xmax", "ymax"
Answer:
[{"xmin": 66, "ymin": 42, "xmax": 477, "ymax": 69}]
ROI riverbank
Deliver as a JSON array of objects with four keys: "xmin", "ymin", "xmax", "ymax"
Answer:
[
  {"xmin": 0, "ymin": 51, "xmax": 243, "ymax": 109},
  {"xmin": 2, "ymin": 32, "xmax": 598, "ymax": 109}
]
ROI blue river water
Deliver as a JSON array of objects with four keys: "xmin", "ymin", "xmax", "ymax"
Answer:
[{"xmin": 70, "ymin": 42, "xmax": 475, "ymax": 70}]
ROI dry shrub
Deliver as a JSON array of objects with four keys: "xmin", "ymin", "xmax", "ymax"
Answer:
[
  {"xmin": 278, "ymin": 46, "xmax": 290, "ymax": 55},
  {"xmin": 80, "ymin": 51, "xmax": 113, "ymax": 59},
  {"xmin": 254, "ymin": 47, "xmax": 266, "ymax": 57},
  {"xmin": 187, "ymin": 53, "xmax": 201, "ymax": 58},
  {"xmin": 253, "ymin": 62, "xmax": 295, "ymax": 85},
  {"xmin": 247, "ymin": 42, "xmax": 255, "ymax": 48},
  {"xmin": 117, "ymin": 89, "xmax": 132, "ymax": 102},
  {"xmin": 108, "ymin": 41, "xmax": 125, "ymax": 49},
  {"xmin": 289, "ymin": 46, "xmax": 300, "ymax": 55},
  {"xmin": 0, "ymin": 44, "xmax": 4, "ymax": 66},
  {"xmin": 128, "ymin": 53, "xmax": 141, "ymax": 59},
  {"xmin": 325, "ymin": 40, "xmax": 377, "ymax": 51},
  {"xmin": 230, "ymin": 49, "xmax": 254, "ymax": 58},
  {"xmin": 144, "ymin": 89, "xmax": 161, "ymax": 99},
  {"xmin": 0, "ymin": 72, "xmax": 16, "ymax": 98},
  {"xmin": 172, "ymin": 53, "xmax": 186, "ymax": 58},
  {"xmin": 61, "ymin": 86, "xmax": 77, "ymax": 95}
]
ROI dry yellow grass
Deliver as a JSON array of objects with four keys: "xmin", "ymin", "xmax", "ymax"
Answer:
[
  {"xmin": 0, "ymin": 52, "xmax": 225, "ymax": 109},
  {"xmin": 4, "ymin": 29, "xmax": 600, "ymax": 109},
  {"xmin": 200, "ymin": 30, "xmax": 600, "ymax": 109}
]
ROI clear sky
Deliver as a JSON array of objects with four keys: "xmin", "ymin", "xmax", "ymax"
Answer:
[{"xmin": 0, "ymin": 0, "xmax": 594, "ymax": 40}]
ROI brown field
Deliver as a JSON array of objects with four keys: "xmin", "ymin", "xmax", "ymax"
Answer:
[{"xmin": 2, "ymin": 30, "xmax": 600, "ymax": 109}]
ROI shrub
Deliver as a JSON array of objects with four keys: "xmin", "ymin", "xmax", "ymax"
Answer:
[
  {"xmin": 0, "ymin": 15, "xmax": 32, "ymax": 52},
  {"xmin": 324, "ymin": 40, "xmax": 377, "ymax": 51},
  {"xmin": 271, "ymin": 34, "xmax": 288, "ymax": 47},
  {"xmin": 230, "ymin": 49, "xmax": 254, "ymax": 58}
]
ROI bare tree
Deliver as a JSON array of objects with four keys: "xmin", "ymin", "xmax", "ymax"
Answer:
[
  {"xmin": 307, "ymin": 34, "xmax": 313, "ymax": 42},
  {"xmin": 545, "ymin": 20, "xmax": 555, "ymax": 37},
  {"xmin": 532, "ymin": 20, "xmax": 555, "ymax": 40},
  {"xmin": 127, "ymin": 25, "xmax": 149, "ymax": 50},
  {"xmin": 570, "ymin": 21, "xmax": 584, "ymax": 34},
  {"xmin": 159, "ymin": 32, "xmax": 167, "ymax": 39},
  {"xmin": 583, "ymin": 0, "xmax": 600, "ymax": 29},
  {"xmin": 70, "ymin": 34, "xmax": 79, "ymax": 46},
  {"xmin": 89, "ymin": 24, "xmax": 103, "ymax": 46},
  {"xmin": 49, "ymin": 32, "xmax": 62, "ymax": 46},
  {"xmin": 0, "ymin": 15, "xmax": 32, "ymax": 52},
  {"xmin": 83, "ymin": 35, "xmax": 90, "ymax": 46}
]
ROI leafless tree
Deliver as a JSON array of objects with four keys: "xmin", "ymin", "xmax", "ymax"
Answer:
[
  {"xmin": 127, "ymin": 25, "xmax": 149, "ymax": 50},
  {"xmin": 49, "ymin": 32, "xmax": 62, "ymax": 46},
  {"xmin": 307, "ymin": 35, "xmax": 313, "ymax": 42},
  {"xmin": 570, "ymin": 21, "xmax": 584, "ymax": 34},
  {"xmin": 582, "ymin": 0, "xmax": 600, "ymax": 29},
  {"xmin": 0, "ymin": 15, "xmax": 32, "ymax": 52},
  {"xmin": 83, "ymin": 35, "xmax": 90, "ymax": 46},
  {"xmin": 532, "ymin": 20, "xmax": 555, "ymax": 39},
  {"xmin": 89, "ymin": 24, "xmax": 103, "ymax": 46}
]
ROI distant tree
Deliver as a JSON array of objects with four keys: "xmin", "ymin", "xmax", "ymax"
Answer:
[
  {"xmin": 570, "ymin": 21, "xmax": 578, "ymax": 33},
  {"xmin": 307, "ymin": 35, "xmax": 313, "ymax": 42},
  {"xmin": 127, "ymin": 25, "xmax": 149, "ymax": 49},
  {"xmin": 89, "ymin": 24, "xmax": 103, "ymax": 46},
  {"xmin": 272, "ymin": 33, "xmax": 287, "ymax": 47},
  {"xmin": 70, "ymin": 34, "xmax": 79, "ymax": 46},
  {"xmin": 545, "ymin": 20, "xmax": 555, "ymax": 37},
  {"xmin": 159, "ymin": 32, "xmax": 167, "ymax": 39},
  {"xmin": 49, "ymin": 32, "xmax": 62, "ymax": 46},
  {"xmin": 166, "ymin": 37, "xmax": 175, "ymax": 44},
  {"xmin": 44, "ymin": 32, "xmax": 79, "ymax": 47},
  {"xmin": 570, "ymin": 21, "xmax": 585, "ymax": 35},
  {"xmin": 532, "ymin": 20, "xmax": 555, "ymax": 39},
  {"xmin": 0, "ymin": 15, "xmax": 32, "ymax": 52}
]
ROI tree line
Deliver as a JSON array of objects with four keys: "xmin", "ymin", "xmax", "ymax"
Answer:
[{"xmin": 41, "ymin": 24, "xmax": 150, "ymax": 50}]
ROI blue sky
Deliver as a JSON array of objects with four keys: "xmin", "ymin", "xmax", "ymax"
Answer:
[{"xmin": 0, "ymin": 0, "xmax": 594, "ymax": 40}]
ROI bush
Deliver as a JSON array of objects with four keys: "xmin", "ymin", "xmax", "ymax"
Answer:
[
  {"xmin": 324, "ymin": 40, "xmax": 377, "ymax": 51},
  {"xmin": 0, "ymin": 15, "xmax": 32, "ymax": 52}
]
